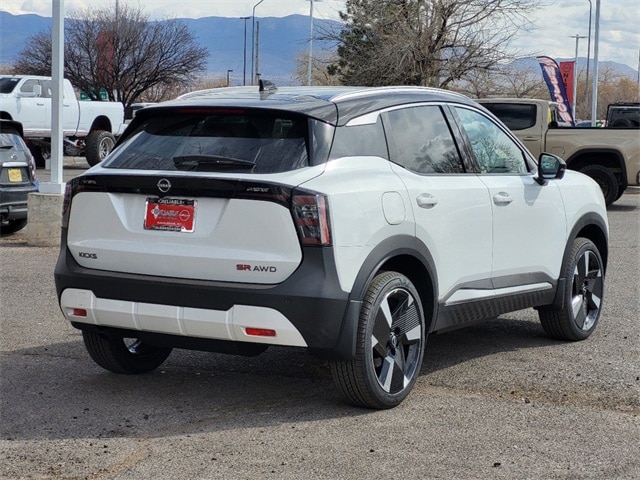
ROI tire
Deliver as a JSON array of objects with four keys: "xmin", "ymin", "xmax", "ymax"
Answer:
[
  {"xmin": 82, "ymin": 331, "xmax": 172, "ymax": 374},
  {"xmin": 0, "ymin": 218, "xmax": 28, "ymax": 235},
  {"xmin": 29, "ymin": 144, "xmax": 50, "ymax": 168},
  {"xmin": 579, "ymin": 165, "xmax": 619, "ymax": 206},
  {"xmin": 538, "ymin": 238, "xmax": 604, "ymax": 341},
  {"xmin": 330, "ymin": 271, "xmax": 426, "ymax": 409},
  {"xmin": 85, "ymin": 130, "xmax": 116, "ymax": 167}
]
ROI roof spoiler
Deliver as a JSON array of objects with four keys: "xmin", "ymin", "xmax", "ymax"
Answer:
[{"xmin": 259, "ymin": 79, "xmax": 277, "ymax": 93}]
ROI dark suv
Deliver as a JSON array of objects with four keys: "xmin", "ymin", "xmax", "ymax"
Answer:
[{"xmin": 0, "ymin": 120, "xmax": 38, "ymax": 234}]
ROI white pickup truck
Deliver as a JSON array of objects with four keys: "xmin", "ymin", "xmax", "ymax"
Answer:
[{"xmin": 0, "ymin": 75, "xmax": 125, "ymax": 167}]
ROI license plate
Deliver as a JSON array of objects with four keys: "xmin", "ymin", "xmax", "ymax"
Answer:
[
  {"xmin": 144, "ymin": 197, "xmax": 196, "ymax": 232},
  {"xmin": 8, "ymin": 168, "xmax": 23, "ymax": 183}
]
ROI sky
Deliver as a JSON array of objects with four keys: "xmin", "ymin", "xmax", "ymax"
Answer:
[{"xmin": 2, "ymin": 0, "xmax": 639, "ymax": 71}]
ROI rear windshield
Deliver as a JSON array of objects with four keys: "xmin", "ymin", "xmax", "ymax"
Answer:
[{"xmin": 103, "ymin": 110, "xmax": 326, "ymax": 174}]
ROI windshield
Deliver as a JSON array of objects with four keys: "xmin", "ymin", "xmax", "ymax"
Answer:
[
  {"xmin": 0, "ymin": 77, "xmax": 20, "ymax": 94},
  {"xmin": 104, "ymin": 110, "xmax": 322, "ymax": 174}
]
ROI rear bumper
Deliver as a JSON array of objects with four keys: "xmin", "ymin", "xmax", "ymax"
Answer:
[
  {"xmin": 54, "ymin": 232, "xmax": 358, "ymax": 360},
  {"xmin": 0, "ymin": 185, "xmax": 37, "ymax": 220}
]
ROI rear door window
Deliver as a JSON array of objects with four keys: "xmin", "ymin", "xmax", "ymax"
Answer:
[{"xmin": 104, "ymin": 110, "xmax": 318, "ymax": 174}]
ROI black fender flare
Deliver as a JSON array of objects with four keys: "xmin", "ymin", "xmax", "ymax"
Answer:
[
  {"xmin": 550, "ymin": 212, "xmax": 609, "ymax": 309},
  {"xmin": 329, "ymin": 235, "xmax": 438, "ymax": 361}
]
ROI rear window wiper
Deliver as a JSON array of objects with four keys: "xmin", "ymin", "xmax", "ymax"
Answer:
[{"xmin": 173, "ymin": 155, "xmax": 255, "ymax": 171}]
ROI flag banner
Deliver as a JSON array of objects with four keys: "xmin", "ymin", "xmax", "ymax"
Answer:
[
  {"xmin": 536, "ymin": 56, "xmax": 575, "ymax": 125},
  {"xmin": 559, "ymin": 61, "xmax": 575, "ymax": 105}
]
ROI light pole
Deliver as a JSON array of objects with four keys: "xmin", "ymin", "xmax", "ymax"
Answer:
[
  {"xmin": 307, "ymin": 0, "xmax": 322, "ymax": 86},
  {"xmin": 584, "ymin": 0, "xmax": 592, "ymax": 109},
  {"xmin": 591, "ymin": 0, "xmax": 601, "ymax": 125},
  {"xmin": 569, "ymin": 34, "xmax": 587, "ymax": 120},
  {"xmin": 240, "ymin": 16, "xmax": 250, "ymax": 86},
  {"xmin": 251, "ymin": 0, "xmax": 266, "ymax": 86},
  {"xmin": 227, "ymin": 69, "xmax": 233, "ymax": 87}
]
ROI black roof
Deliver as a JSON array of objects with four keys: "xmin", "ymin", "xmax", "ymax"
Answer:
[{"xmin": 133, "ymin": 85, "xmax": 477, "ymax": 127}]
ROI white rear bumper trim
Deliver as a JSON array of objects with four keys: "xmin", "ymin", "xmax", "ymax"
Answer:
[{"xmin": 60, "ymin": 288, "xmax": 307, "ymax": 347}]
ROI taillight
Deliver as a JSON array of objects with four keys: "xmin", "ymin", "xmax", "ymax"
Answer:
[
  {"xmin": 61, "ymin": 182, "xmax": 74, "ymax": 229},
  {"xmin": 291, "ymin": 190, "xmax": 331, "ymax": 246}
]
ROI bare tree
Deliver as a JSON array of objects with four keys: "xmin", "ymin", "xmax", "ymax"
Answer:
[
  {"xmin": 455, "ymin": 64, "xmax": 546, "ymax": 99},
  {"xmin": 328, "ymin": 0, "xmax": 542, "ymax": 88},
  {"xmin": 13, "ymin": 4, "xmax": 207, "ymax": 106},
  {"xmin": 292, "ymin": 51, "xmax": 341, "ymax": 86}
]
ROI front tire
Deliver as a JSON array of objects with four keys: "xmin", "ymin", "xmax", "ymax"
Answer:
[
  {"xmin": 82, "ymin": 331, "xmax": 172, "ymax": 374},
  {"xmin": 85, "ymin": 130, "xmax": 116, "ymax": 167},
  {"xmin": 538, "ymin": 238, "xmax": 604, "ymax": 341},
  {"xmin": 330, "ymin": 272, "xmax": 426, "ymax": 409}
]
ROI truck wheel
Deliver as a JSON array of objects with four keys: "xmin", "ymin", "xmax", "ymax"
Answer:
[
  {"xmin": 29, "ymin": 145, "xmax": 50, "ymax": 168},
  {"xmin": 579, "ymin": 165, "xmax": 619, "ymax": 206},
  {"xmin": 85, "ymin": 130, "xmax": 115, "ymax": 167}
]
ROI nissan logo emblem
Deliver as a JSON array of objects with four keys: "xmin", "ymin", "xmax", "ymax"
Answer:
[{"xmin": 157, "ymin": 178, "xmax": 171, "ymax": 193}]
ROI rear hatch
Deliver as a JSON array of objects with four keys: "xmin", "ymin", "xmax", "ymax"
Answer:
[{"xmin": 63, "ymin": 107, "xmax": 334, "ymax": 284}]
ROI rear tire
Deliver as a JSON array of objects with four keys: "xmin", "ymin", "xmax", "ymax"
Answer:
[
  {"xmin": 85, "ymin": 130, "xmax": 116, "ymax": 167},
  {"xmin": 0, "ymin": 218, "xmax": 28, "ymax": 235},
  {"xmin": 579, "ymin": 165, "xmax": 618, "ymax": 206},
  {"xmin": 330, "ymin": 271, "xmax": 425, "ymax": 409},
  {"xmin": 29, "ymin": 144, "xmax": 50, "ymax": 168},
  {"xmin": 82, "ymin": 331, "xmax": 172, "ymax": 374},
  {"xmin": 538, "ymin": 238, "xmax": 604, "ymax": 341}
]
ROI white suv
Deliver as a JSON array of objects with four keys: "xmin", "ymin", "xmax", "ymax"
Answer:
[{"xmin": 55, "ymin": 84, "xmax": 608, "ymax": 409}]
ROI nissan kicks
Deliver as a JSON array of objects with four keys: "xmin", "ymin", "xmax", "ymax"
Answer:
[{"xmin": 55, "ymin": 83, "xmax": 608, "ymax": 409}]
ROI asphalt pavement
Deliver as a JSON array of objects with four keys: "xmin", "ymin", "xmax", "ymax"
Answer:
[{"xmin": 1, "ymin": 164, "xmax": 638, "ymax": 479}]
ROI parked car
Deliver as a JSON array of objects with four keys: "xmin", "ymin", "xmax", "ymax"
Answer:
[
  {"xmin": 55, "ymin": 83, "xmax": 609, "ymax": 409},
  {"xmin": 0, "ymin": 119, "xmax": 38, "ymax": 234}
]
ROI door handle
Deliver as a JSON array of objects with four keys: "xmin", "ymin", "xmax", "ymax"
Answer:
[
  {"xmin": 522, "ymin": 136, "xmax": 538, "ymax": 141},
  {"xmin": 493, "ymin": 192, "xmax": 513, "ymax": 205},
  {"xmin": 416, "ymin": 193, "xmax": 438, "ymax": 208}
]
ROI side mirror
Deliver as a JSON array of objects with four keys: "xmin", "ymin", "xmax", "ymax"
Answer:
[
  {"xmin": 33, "ymin": 84, "xmax": 42, "ymax": 97},
  {"xmin": 535, "ymin": 153, "xmax": 566, "ymax": 185}
]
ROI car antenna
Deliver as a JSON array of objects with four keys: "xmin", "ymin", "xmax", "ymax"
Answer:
[{"xmin": 259, "ymin": 79, "xmax": 277, "ymax": 92}]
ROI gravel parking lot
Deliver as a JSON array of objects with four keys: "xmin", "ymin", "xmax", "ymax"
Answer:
[{"xmin": 1, "ymin": 166, "xmax": 638, "ymax": 479}]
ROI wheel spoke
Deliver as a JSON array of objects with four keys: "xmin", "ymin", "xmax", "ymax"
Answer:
[{"xmin": 571, "ymin": 294, "xmax": 584, "ymax": 320}]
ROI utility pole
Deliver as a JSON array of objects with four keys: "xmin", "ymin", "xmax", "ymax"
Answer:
[
  {"xmin": 240, "ymin": 16, "xmax": 250, "ymax": 86},
  {"xmin": 584, "ymin": 0, "xmax": 592, "ymax": 109},
  {"xmin": 251, "ymin": 0, "xmax": 266, "ymax": 85},
  {"xmin": 591, "ymin": 0, "xmax": 600, "ymax": 125},
  {"xmin": 569, "ymin": 34, "xmax": 587, "ymax": 120}
]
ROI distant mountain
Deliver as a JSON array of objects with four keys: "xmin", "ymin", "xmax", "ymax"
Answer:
[
  {"xmin": 0, "ymin": 11, "xmax": 340, "ymax": 85},
  {"xmin": 1, "ymin": 11, "xmax": 636, "ymax": 84}
]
